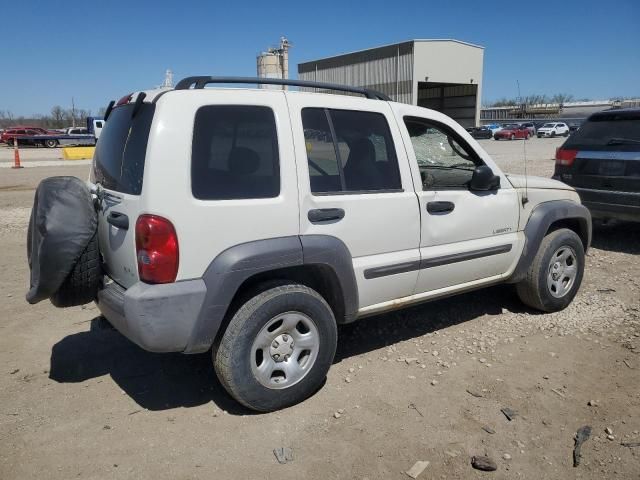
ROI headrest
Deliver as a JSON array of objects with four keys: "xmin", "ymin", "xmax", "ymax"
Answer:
[{"xmin": 347, "ymin": 138, "xmax": 376, "ymax": 165}]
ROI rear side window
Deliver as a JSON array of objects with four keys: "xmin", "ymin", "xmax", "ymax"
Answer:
[
  {"xmin": 302, "ymin": 108, "xmax": 401, "ymax": 194},
  {"xmin": 93, "ymin": 103, "xmax": 155, "ymax": 195},
  {"xmin": 564, "ymin": 111, "xmax": 640, "ymax": 152},
  {"xmin": 191, "ymin": 106, "xmax": 280, "ymax": 200}
]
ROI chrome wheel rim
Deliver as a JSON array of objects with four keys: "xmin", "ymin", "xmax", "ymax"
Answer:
[
  {"xmin": 250, "ymin": 312, "xmax": 320, "ymax": 389},
  {"xmin": 547, "ymin": 246, "xmax": 578, "ymax": 298}
]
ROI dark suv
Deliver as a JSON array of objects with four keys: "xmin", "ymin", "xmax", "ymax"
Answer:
[{"xmin": 553, "ymin": 108, "xmax": 640, "ymax": 222}]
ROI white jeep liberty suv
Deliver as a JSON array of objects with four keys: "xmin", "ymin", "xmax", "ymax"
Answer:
[{"xmin": 31, "ymin": 77, "xmax": 592, "ymax": 412}]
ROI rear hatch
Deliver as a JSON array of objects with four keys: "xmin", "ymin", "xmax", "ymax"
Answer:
[
  {"xmin": 554, "ymin": 110, "xmax": 640, "ymax": 198},
  {"xmin": 91, "ymin": 98, "xmax": 155, "ymax": 288}
]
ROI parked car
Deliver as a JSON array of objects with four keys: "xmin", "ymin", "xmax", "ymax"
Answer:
[
  {"xmin": 466, "ymin": 126, "xmax": 493, "ymax": 139},
  {"xmin": 1, "ymin": 126, "xmax": 46, "ymax": 143},
  {"xmin": 26, "ymin": 76, "xmax": 591, "ymax": 411},
  {"xmin": 65, "ymin": 127, "xmax": 90, "ymax": 135},
  {"xmin": 534, "ymin": 121, "xmax": 547, "ymax": 132},
  {"xmin": 537, "ymin": 122, "xmax": 570, "ymax": 138},
  {"xmin": 553, "ymin": 108, "xmax": 640, "ymax": 222},
  {"xmin": 494, "ymin": 124, "xmax": 530, "ymax": 140},
  {"xmin": 1, "ymin": 127, "xmax": 60, "ymax": 147},
  {"xmin": 520, "ymin": 122, "xmax": 536, "ymax": 136},
  {"xmin": 483, "ymin": 123, "xmax": 503, "ymax": 134}
]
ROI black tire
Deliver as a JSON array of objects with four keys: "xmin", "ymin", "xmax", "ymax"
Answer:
[
  {"xmin": 563, "ymin": 130, "xmax": 569, "ymax": 137},
  {"xmin": 516, "ymin": 228, "xmax": 585, "ymax": 312},
  {"xmin": 50, "ymin": 233, "xmax": 101, "ymax": 307},
  {"xmin": 214, "ymin": 283, "xmax": 337, "ymax": 412},
  {"xmin": 44, "ymin": 139, "xmax": 58, "ymax": 148},
  {"xmin": 550, "ymin": 131, "xmax": 556, "ymax": 138}
]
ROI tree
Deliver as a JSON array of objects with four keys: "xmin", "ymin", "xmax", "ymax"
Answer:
[
  {"xmin": 550, "ymin": 93, "xmax": 574, "ymax": 105},
  {"xmin": 51, "ymin": 105, "xmax": 65, "ymax": 128}
]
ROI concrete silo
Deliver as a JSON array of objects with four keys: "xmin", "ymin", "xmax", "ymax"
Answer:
[{"xmin": 257, "ymin": 37, "xmax": 291, "ymax": 89}]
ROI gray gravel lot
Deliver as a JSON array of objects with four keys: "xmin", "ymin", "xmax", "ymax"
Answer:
[{"xmin": 1, "ymin": 138, "xmax": 639, "ymax": 480}]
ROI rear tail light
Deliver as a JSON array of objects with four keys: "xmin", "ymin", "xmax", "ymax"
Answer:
[
  {"xmin": 555, "ymin": 148, "xmax": 578, "ymax": 166},
  {"xmin": 135, "ymin": 214, "xmax": 179, "ymax": 284}
]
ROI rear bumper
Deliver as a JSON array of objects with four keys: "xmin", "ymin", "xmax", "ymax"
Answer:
[
  {"xmin": 575, "ymin": 187, "xmax": 640, "ymax": 222},
  {"xmin": 96, "ymin": 277, "xmax": 207, "ymax": 353}
]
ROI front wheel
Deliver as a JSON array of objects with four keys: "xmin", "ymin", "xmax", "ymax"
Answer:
[
  {"xmin": 44, "ymin": 139, "xmax": 58, "ymax": 148},
  {"xmin": 214, "ymin": 283, "xmax": 337, "ymax": 412},
  {"xmin": 510, "ymin": 134, "xmax": 515, "ymax": 140},
  {"xmin": 516, "ymin": 228, "xmax": 585, "ymax": 312}
]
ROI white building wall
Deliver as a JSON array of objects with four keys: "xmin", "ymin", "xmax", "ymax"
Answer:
[{"xmin": 412, "ymin": 40, "xmax": 484, "ymax": 124}]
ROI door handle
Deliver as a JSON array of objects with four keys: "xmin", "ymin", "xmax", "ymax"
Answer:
[
  {"xmin": 308, "ymin": 208, "xmax": 345, "ymax": 224},
  {"xmin": 427, "ymin": 201, "xmax": 455, "ymax": 214},
  {"xmin": 107, "ymin": 211, "xmax": 129, "ymax": 230}
]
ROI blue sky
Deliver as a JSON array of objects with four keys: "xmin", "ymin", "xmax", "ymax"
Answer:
[{"xmin": 1, "ymin": 0, "xmax": 638, "ymax": 116}]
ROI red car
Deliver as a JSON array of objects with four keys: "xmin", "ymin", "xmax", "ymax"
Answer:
[
  {"xmin": 1, "ymin": 126, "xmax": 58, "ymax": 146},
  {"xmin": 493, "ymin": 124, "xmax": 531, "ymax": 140}
]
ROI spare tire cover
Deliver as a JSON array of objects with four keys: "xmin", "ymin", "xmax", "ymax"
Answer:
[{"xmin": 26, "ymin": 176, "xmax": 97, "ymax": 304}]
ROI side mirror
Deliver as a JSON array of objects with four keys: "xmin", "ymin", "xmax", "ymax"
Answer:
[{"xmin": 470, "ymin": 165, "xmax": 500, "ymax": 191}]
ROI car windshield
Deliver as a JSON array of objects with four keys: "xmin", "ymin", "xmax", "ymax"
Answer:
[
  {"xmin": 542, "ymin": 123, "xmax": 555, "ymax": 128},
  {"xmin": 503, "ymin": 124, "xmax": 518, "ymax": 129}
]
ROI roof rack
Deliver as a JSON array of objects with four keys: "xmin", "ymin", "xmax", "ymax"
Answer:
[{"xmin": 174, "ymin": 76, "xmax": 391, "ymax": 101}]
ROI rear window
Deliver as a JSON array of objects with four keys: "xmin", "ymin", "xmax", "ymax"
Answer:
[
  {"xmin": 564, "ymin": 111, "xmax": 640, "ymax": 152},
  {"xmin": 302, "ymin": 108, "xmax": 401, "ymax": 194},
  {"xmin": 92, "ymin": 103, "xmax": 155, "ymax": 194},
  {"xmin": 191, "ymin": 105, "xmax": 280, "ymax": 200}
]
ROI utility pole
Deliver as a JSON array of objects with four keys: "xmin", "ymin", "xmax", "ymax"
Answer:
[{"xmin": 71, "ymin": 97, "xmax": 76, "ymax": 127}]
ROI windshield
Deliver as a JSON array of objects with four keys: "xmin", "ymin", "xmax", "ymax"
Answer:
[
  {"xmin": 542, "ymin": 123, "xmax": 555, "ymax": 128},
  {"xmin": 563, "ymin": 112, "xmax": 640, "ymax": 152}
]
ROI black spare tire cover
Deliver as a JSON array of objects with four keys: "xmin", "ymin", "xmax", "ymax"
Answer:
[{"xmin": 26, "ymin": 176, "xmax": 97, "ymax": 304}]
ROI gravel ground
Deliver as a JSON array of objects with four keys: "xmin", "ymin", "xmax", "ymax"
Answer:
[{"xmin": 1, "ymin": 142, "xmax": 639, "ymax": 480}]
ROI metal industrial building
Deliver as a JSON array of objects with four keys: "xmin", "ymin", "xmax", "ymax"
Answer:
[{"xmin": 298, "ymin": 39, "xmax": 484, "ymax": 127}]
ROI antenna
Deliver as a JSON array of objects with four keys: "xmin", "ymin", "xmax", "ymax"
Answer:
[{"xmin": 517, "ymin": 80, "xmax": 529, "ymax": 206}]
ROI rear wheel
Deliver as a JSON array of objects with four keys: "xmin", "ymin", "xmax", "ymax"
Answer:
[
  {"xmin": 516, "ymin": 228, "xmax": 584, "ymax": 312},
  {"xmin": 50, "ymin": 233, "xmax": 101, "ymax": 307},
  {"xmin": 44, "ymin": 139, "xmax": 58, "ymax": 148},
  {"xmin": 214, "ymin": 283, "xmax": 337, "ymax": 411},
  {"xmin": 510, "ymin": 134, "xmax": 515, "ymax": 140},
  {"xmin": 563, "ymin": 130, "xmax": 569, "ymax": 137}
]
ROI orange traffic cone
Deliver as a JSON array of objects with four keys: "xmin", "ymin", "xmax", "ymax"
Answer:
[{"xmin": 12, "ymin": 137, "xmax": 23, "ymax": 169}]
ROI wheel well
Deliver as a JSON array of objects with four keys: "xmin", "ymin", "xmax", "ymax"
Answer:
[
  {"xmin": 214, "ymin": 265, "xmax": 346, "ymax": 347},
  {"xmin": 547, "ymin": 218, "xmax": 589, "ymax": 251}
]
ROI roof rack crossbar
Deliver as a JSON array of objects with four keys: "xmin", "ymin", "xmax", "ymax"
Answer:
[{"xmin": 174, "ymin": 76, "xmax": 391, "ymax": 101}]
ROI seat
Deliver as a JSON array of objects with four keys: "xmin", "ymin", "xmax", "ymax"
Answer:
[{"xmin": 343, "ymin": 138, "xmax": 383, "ymax": 191}]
